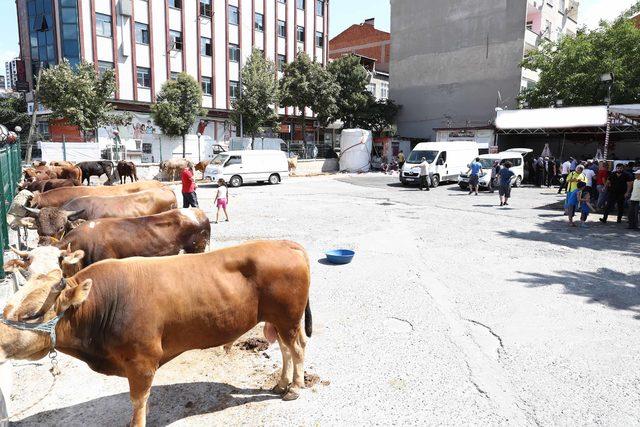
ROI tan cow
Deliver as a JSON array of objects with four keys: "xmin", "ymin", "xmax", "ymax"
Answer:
[
  {"xmin": 160, "ymin": 158, "xmax": 193, "ymax": 181},
  {"xmin": 0, "ymin": 240, "xmax": 312, "ymax": 427}
]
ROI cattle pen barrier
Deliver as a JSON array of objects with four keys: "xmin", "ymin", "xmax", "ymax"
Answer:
[{"xmin": 0, "ymin": 141, "xmax": 22, "ymax": 280}]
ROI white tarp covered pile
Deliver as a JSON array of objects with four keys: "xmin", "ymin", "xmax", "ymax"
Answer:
[
  {"xmin": 339, "ymin": 129, "xmax": 373, "ymax": 173},
  {"xmin": 40, "ymin": 142, "xmax": 102, "ymax": 162}
]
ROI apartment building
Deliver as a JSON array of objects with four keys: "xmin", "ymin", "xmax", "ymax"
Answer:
[
  {"xmin": 329, "ymin": 18, "xmax": 389, "ymax": 101},
  {"xmin": 390, "ymin": 0, "xmax": 579, "ymax": 143},
  {"xmin": 15, "ymin": 0, "xmax": 329, "ymax": 160},
  {"xmin": 4, "ymin": 58, "xmax": 21, "ymax": 91}
]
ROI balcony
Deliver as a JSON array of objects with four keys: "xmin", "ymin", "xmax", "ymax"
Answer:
[{"xmin": 525, "ymin": 29, "xmax": 540, "ymax": 50}]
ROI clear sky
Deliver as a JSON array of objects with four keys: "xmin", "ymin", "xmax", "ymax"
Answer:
[{"xmin": 0, "ymin": 0, "xmax": 636, "ymax": 76}]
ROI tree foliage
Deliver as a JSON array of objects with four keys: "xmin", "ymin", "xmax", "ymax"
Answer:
[
  {"xmin": 151, "ymin": 72, "xmax": 204, "ymax": 157},
  {"xmin": 354, "ymin": 96, "xmax": 401, "ymax": 135},
  {"xmin": 520, "ymin": 19, "xmax": 640, "ymax": 108},
  {"xmin": 0, "ymin": 96, "xmax": 30, "ymax": 140},
  {"xmin": 326, "ymin": 54, "xmax": 370, "ymax": 128},
  {"xmin": 280, "ymin": 52, "xmax": 339, "ymax": 137},
  {"xmin": 39, "ymin": 60, "xmax": 126, "ymax": 136},
  {"xmin": 623, "ymin": 1, "xmax": 640, "ymax": 18},
  {"xmin": 230, "ymin": 49, "xmax": 279, "ymax": 139}
]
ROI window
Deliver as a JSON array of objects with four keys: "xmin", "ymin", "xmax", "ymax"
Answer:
[
  {"xmin": 97, "ymin": 61, "xmax": 113, "ymax": 75},
  {"xmin": 278, "ymin": 20, "xmax": 286, "ymax": 37},
  {"xmin": 199, "ymin": 0, "xmax": 212, "ymax": 17},
  {"xmin": 201, "ymin": 36, "xmax": 212, "ymax": 56},
  {"xmin": 170, "ymin": 71, "xmax": 179, "ymax": 80},
  {"xmin": 315, "ymin": 31, "xmax": 323, "ymax": 48},
  {"xmin": 227, "ymin": 155, "xmax": 242, "ymax": 165},
  {"xmin": 296, "ymin": 26, "xmax": 304, "ymax": 43},
  {"xmin": 96, "ymin": 13, "xmax": 112, "ymax": 38},
  {"xmin": 296, "ymin": 0, "xmax": 304, "ymax": 9},
  {"xmin": 367, "ymin": 83, "xmax": 376, "ymax": 96},
  {"xmin": 277, "ymin": 54, "xmax": 286, "ymax": 72},
  {"xmin": 168, "ymin": 0, "xmax": 181, "ymax": 9},
  {"xmin": 202, "ymin": 76, "xmax": 212, "ymax": 95},
  {"xmin": 170, "ymin": 30, "xmax": 182, "ymax": 50},
  {"xmin": 137, "ymin": 67, "xmax": 151, "ymax": 87},
  {"xmin": 255, "ymin": 13, "xmax": 264, "ymax": 32},
  {"xmin": 526, "ymin": 20, "xmax": 533, "ymax": 31},
  {"xmin": 278, "ymin": 0, "xmax": 286, "ymax": 3},
  {"xmin": 316, "ymin": 0, "xmax": 324, "ymax": 16},
  {"xmin": 228, "ymin": 5, "xmax": 239, "ymax": 25},
  {"xmin": 229, "ymin": 43, "xmax": 240, "ymax": 62},
  {"xmin": 135, "ymin": 22, "xmax": 149, "ymax": 44},
  {"xmin": 380, "ymin": 82, "xmax": 388, "ymax": 100},
  {"xmin": 229, "ymin": 80, "xmax": 240, "ymax": 99}
]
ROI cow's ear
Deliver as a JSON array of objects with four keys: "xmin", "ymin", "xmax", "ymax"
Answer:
[
  {"xmin": 63, "ymin": 250, "xmax": 85, "ymax": 265},
  {"xmin": 59, "ymin": 279, "xmax": 92, "ymax": 310}
]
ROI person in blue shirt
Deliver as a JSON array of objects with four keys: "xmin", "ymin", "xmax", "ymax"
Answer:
[
  {"xmin": 498, "ymin": 161, "xmax": 515, "ymax": 206},
  {"xmin": 565, "ymin": 181, "xmax": 587, "ymax": 227},
  {"xmin": 466, "ymin": 157, "xmax": 483, "ymax": 195}
]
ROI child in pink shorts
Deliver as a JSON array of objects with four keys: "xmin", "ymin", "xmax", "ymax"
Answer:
[{"xmin": 214, "ymin": 178, "xmax": 229, "ymax": 223}]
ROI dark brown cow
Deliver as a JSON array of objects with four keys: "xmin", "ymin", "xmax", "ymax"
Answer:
[
  {"xmin": 0, "ymin": 241, "xmax": 312, "ymax": 426},
  {"xmin": 20, "ymin": 179, "xmax": 81, "ymax": 193},
  {"xmin": 57, "ymin": 208, "xmax": 210, "ymax": 276},
  {"xmin": 25, "ymin": 187, "xmax": 178, "ymax": 239},
  {"xmin": 30, "ymin": 180, "xmax": 165, "ymax": 208},
  {"xmin": 117, "ymin": 161, "xmax": 138, "ymax": 184}
]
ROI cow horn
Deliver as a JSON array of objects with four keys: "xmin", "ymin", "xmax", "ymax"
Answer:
[
  {"xmin": 10, "ymin": 245, "xmax": 29, "ymax": 258},
  {"xmin": 64, "ymin": 209, "xmax": 85, "ymax": 219},
  {"xmin": 24, "ymin": 206, "xmax": 41, "ymax": 216}
]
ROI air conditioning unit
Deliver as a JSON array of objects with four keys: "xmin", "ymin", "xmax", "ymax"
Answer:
[{"xmin": 119, "ymin": 0, "xmax": 132, "ymax": 16}]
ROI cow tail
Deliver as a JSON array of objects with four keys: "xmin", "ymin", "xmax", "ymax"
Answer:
[{"xmin": 304, "ymin": 299, "xmax": 312, "ymax": 338}]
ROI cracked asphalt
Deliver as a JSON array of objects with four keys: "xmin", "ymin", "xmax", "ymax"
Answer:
[{"xmin": 5, "ymin": 173, "xmax": 640, "ymax": 425}]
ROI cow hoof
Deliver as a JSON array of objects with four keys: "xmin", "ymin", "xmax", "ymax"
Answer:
[
  {"xmin": 282, "ymin": 389, "xmax": 300, "ymax": 401},
  {"xmin": 272, "ymin": 384, "xmax": 288, "ymax": 395}
]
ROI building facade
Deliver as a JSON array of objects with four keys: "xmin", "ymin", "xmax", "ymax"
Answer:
[
  {"xmin": 15, "ymin": 0, "xmax": 329, "ymax": 161},
  {"xmin": 632, "ymin": 11, "xmax": 640, "ymax": 29},
  {"xmin": 329, "ymin": 19, "xmax": 389, "ymax": 102},
  {"xmin": 390, "ymin": 0, "xmax": 579, "ymax": 142},
  {"xmin": 4, "ymin": 58, "xmax": 21, "ymax": 91}
]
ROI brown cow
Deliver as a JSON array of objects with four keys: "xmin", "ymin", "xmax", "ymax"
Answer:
[
  {"xmin": 30, "ymin": 180, "xmax": 165, "ymax": 208},
  {"xmin": 20, "ymin": 179, "xmax": 81, "ymax": 193},
  {"xmin": 25, "ymin": 187, "xmax": 177, "ymax": 239},
  {"xmin": 0, "ymin": 240, "xmax": 312, "ymax": 426},
  {"xmin": 195, "ymin": 160, "xmax": 212, "ymax": 179},
  {"xmin": 160, "ymin": 158, "xmax": 193, "ymax": 181},
  {"xmin": 49, "ymin": 161, "xmax": 75, "ymax": 167},
  {"xmin": 117, "ymin": 160, "xmax": 138, "ymax": 184}
]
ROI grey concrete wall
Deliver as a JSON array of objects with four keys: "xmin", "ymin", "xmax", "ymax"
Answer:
[{"xmin": 390, "ymin": 0, "xmax": 528, "ymax": 140}]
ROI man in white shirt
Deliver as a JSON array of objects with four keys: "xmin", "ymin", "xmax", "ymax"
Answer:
[
  {"xmin": 628, "ymin": 170, "xmax": 640, "ymax": 229},
  {"xmin": 557, "ymin": 159, "xmax": 572, "ymax": 194},
  {"xmin": 418, "ymin": 157, "xmax": 430, "ymax": 191},
  {"xmin": 583, "ymin": 165, "xmax": 596, "ymax": 187}
]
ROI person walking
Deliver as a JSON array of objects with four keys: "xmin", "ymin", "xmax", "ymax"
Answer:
[
  {"xmin": 467, "ymin": 157, "xmax": 483, "ymax": 195},
  {"xmin": 498, "ymin": 161, "xmax": 515, "ymax": 206},
  {"xmin": 214, "ymin": 178, "xmax": 230, "ymax": 223},
  {"xmin": 535, "ymin": 157, "xmax": 544, "ymax": 187},
  {"xmin": 418, "ymin": 157, "xmax": 430, "ymax": 191},
  {"xmin": 596, "ymin": 161, "xmax": 609, "ymax": 209},
  {"xmin": 582, "ymin": 162, "xmax": 596, "ymax": 191},
  {"xmin": 558, "ymin": 158, "xmax": 572, "ymax": 194},
  {"xmin": 577, "ymin": 184, "xmax": 595, "ymax": 228},
  {"xmin": 566, "ymin": 164, "xmax": 587, "ymax": 194},
  {"xmin": 181, "ymin": 163, "xmax": 198, "ymax": 208},
  {"xmin": 628, "ymin": 170, "xmax": 640, "ymax": 229},
  {"xmin": 543, "ymin": 157, "xmax": 554, "ymax": 187},
  {"xmin": 565, "ymin": 181, "xmax": 584, "ymax": 227},
  {"xmin": 398, "ymin": 150, "xmax": 405, "ymax": 171},
  {"xmin": 489, "ymin": 160, "xmax": 500, "ymax": 193},
  {"xmin": 600, "ymin": 163, "xmax": 633, "ymax": 224}
]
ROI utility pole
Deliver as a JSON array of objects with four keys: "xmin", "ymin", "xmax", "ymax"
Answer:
[
  {"xmin": 25, "ymin": 65, "xmax": 43, "ymax": 164},
  {"xmin": 239, "ymin": 52, "xmax": 244, "ymax": 138}
]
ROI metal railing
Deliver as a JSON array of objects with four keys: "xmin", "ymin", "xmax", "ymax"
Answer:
[{"xmin": 0, "ymin": 141, "xmax": 22, "ymax": 279}]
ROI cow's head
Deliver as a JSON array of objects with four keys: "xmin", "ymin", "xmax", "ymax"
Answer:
[
  {"xmin": 3, "ymin": 245, "xmax": 65, "ymax": 277},
  {"xmin": 0, "ymin": 269, "xmax": 92, "ymax": 361},
  {"xmin": 61, "ymin": 249, "xmax": 85, "ymax": 277},
  {"xmin": 23, "ymin": 207, "xmax": 84, "ymax": 240}
]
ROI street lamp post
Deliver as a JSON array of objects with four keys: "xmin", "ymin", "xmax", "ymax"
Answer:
[
  {"xmin": 600, "ymin": 72, "xmax": 614, "ymax": 160},
  {"xmin": 196, "ymin": 132, "xmax": 202, "ymax": 163}
]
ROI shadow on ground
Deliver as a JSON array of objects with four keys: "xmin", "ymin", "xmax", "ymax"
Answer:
[
  {"xmin": 513, "ymin": 268, "xmax": 640, "ymax": 319},
  {"xmin": 13, "ymin": 382, "xmax": 278, "ymax": 426}
]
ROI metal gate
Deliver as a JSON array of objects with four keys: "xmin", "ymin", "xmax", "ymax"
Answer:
[{"xmin": 0, "ymin": 142, "xmax": 22, "ymax": 279}]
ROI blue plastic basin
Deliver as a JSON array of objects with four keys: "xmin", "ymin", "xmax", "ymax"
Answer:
[{"xmin": 325, "ymin": 249, "xmax": 355, "ymax": 265}]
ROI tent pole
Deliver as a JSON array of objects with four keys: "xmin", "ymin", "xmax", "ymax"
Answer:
[{"xmin": 560, "ymin": 133, "xmax": 566, "ymax": 160}]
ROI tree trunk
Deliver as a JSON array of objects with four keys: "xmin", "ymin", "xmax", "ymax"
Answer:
[{"xmin": 182, "ymin": 134, "xmax": 186, "ymax": 158}]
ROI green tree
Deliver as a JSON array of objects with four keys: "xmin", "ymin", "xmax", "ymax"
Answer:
[
  {"xmin": 520, "ymin": 19, "xmax": 640, "ymax": 108},
  {"xmin": 0, "ymin": 96, "xmax": 30, "ymax": 141},
  {"xmin": 623, "ymin": 1, "xmax": 640, "ymax": 18},
  {"xmin": 327, "ymin": 54, "xmax": 370, "ymax": 127},
  {"xmin": 230, "ymin": 49, "xmax": 279, "ymax": 144},
  {"xmin": 280, "ymin": 52, "xmax": 338, "ymax": 141},
  {"xmin": 354, "ymin": 96, "xmax": 401, "ymax": 135},
  {"xmin": 38, "ymin": 60, "xmax": 126, "ymax": 140},
  {"xmin": 151, "ymin": 72, "xmax": 205, "ymax": 158}
]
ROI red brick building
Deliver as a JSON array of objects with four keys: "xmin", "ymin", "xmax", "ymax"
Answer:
[
  {"xmin": 329, "ymin": 19, "xmax": 391, "ymax": 73},
  {"xmin": 632, "ymin": 12, "xmax": 640, "ymax": 29}
]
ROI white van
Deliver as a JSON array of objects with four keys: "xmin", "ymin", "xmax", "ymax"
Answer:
[
  {"xmin": 203, "ymin": 150, "xmax": 289, "ymax": 187},
  {"xmin": 457, "ymin": 148, "xmax": 533, "ymax": 190},
  {"xmin": 400, "ymin": 141, "xmax": 479, "ymax": 187}
]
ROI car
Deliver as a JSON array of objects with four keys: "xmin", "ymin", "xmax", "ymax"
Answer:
[
  {"xmin": 458, "ymin": 148, "xmax": 533, "ymax": 190},
  {"xmin": 400, "ymin": 141, "xmax": 479, "ymax": 187},
  {"xmin": 203, "ymin": 150, "xmax": 289, "ymax": 187}
]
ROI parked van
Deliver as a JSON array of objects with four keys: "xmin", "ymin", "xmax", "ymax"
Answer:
[
  {"xmin": 400, "ymin": 141, "xmax": 479, "ymax": 187},
  {"xmin": 203, "ymin": 150, "xmax": 289, "ymax": 187},
  {"xmin": 457, "ymin": 148, "xmax": 533, "ymax": 190}
]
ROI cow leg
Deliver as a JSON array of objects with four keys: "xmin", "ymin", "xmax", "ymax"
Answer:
[
  {"xmin": 127, "ymin": 366, "xmax": 156, "ymax": 427},
  {"xmin": 273, "ymin": 333, "xmax": 293, "ymax": 395},
  {"xmin": 281, "ymin": 328, "xmax": 307, "ymax": 401}
]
